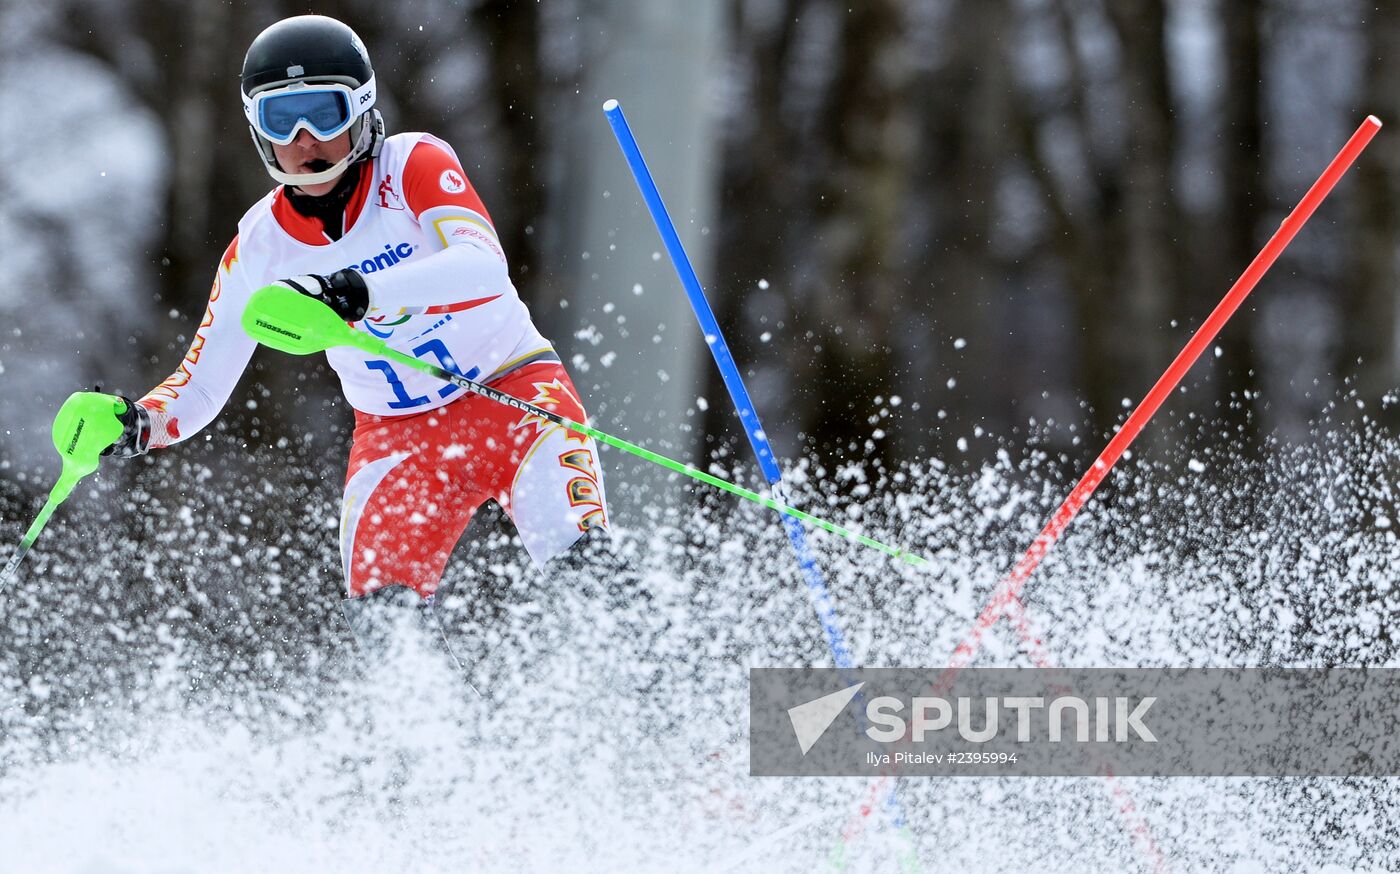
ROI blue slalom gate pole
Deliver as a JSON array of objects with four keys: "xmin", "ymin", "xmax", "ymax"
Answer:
[
  {"xmin": 602, "ymin": 99, "xmax": 857, "ymax": 670},
  {"xmin": 603, "ymin": 101, "xmax": 917, "ymax": 858}
]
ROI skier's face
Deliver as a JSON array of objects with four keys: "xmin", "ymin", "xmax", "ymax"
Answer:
[{"xmin": 272, "ymin": 129, "xmax": 353, "ymax": 196}]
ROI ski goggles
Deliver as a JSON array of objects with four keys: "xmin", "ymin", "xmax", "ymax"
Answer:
[{"xmin": 242, "ymin": 77, "xmax": 376, "ymax": 146}]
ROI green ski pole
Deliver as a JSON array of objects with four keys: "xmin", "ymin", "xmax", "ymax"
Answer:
[
  {"xmin": 242, "ymin": 285, "xmax": 929, "ymax": 568},
  {"xmin": 2, "ymin": 392, "xmax": 128, "ymax": 588}
]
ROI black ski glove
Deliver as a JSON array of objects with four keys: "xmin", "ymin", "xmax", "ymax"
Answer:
[
  {"xmin": 101, "ymin": 395, "xmax": 152, "ymax": 458},
  {"xmin": 278, "ymin": 270, "xmax": 370, "ymax": 322}
]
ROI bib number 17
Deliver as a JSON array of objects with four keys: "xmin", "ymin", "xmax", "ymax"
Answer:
[{"xmin": 364, "ymin": 338, "xmax": 480, "ymax": 409}]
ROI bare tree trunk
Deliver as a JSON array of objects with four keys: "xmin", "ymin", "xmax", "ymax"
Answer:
[
  {"xmin": 706, "ymin": 0, "xmax": 810, "ymax": 459},
  {"xmin": 1107, "ymin": 0, "xmax": 1179, "ymax": 454},
  {"xmin": 916, "ymin": 0, "xmax": 1012, "ymax": 454},
  {"xmin": 162, "ymin": 0, "xmax": 234, "ymax": 309},
  {"xmin": 1343, "ymin": 2, "xmax": 1400, "ymax": 423},
  {"xmin": 1009, "ymin": 1, "xmax": 1130, "ymax": 447},
  {"xmin": 801, "ymin": 0, "xmax": 916, "ymax": 463},
  {"xmin": 473, "ymin": 0, "xmax": 546, "ymax": 284},
  {"xmin": 1214, "ymin": 0, "xmax": 1266, "ymax": 444}
]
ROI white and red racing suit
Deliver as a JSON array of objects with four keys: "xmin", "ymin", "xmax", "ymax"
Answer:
[{"xmin": 138, "ymin": 132, "xmax": 608, "ymax": 599}]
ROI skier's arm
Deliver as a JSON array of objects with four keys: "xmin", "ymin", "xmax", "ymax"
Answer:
[
  {"xmin": 357, "ymin": 140, "xmax": 512, "ymax": 313},
  {"xmin": 136, "ymin": 238, "xmax": 259, "ymax": 449}
]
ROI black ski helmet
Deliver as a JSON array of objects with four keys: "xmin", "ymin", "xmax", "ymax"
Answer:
[{"xmin": 240, "ymin": 15, "xmax": 384, "ymax": 186}]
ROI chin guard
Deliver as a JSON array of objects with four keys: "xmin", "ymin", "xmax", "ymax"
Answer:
[{"xmin": 251, "ymin": 108, "xmax": 383, "ymax": 187}]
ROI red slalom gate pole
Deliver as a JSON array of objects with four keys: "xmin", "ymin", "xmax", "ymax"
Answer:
[
  {"xmin": 835, "ymin": 115, "xmax": 1382, "ymax": 863},
  {"xmin": 948, "ymin": 113, "xmax": 1383, "ymax": 666}
]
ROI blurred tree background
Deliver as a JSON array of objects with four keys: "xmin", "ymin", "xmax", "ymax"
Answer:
[
  {"xmin": 0, "ymin": 0, "xmax": 1397, "ymax": 768},
  {"xmin": 1, "ymin": 0, "xmax": 1396, "ymax": 498}
]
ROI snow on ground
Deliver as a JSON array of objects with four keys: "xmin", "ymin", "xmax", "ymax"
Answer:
[{"xmin": 0, "ymin": 418, "xmax": 1397, "ymax": 873}]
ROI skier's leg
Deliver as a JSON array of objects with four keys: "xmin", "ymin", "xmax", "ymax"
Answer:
[
  {"xmin": 490, "ymin": 367, "xmax": 671, "ymax": 692},
  {"xmin": 340, "ymin": 449, "xmax": 469, "ymax": 602},
  {"xmin": 338, "ymin": 405, "xmax": 488, "ymax": 686},
  {"xmin": 541, "ymin": 524, "xmax": 641, "ymax": 603},
  {"xmin": 339, "ymin": 586, "xmax": 484, "ymax": 697},
  {"xmin": 488, "ymin": 365, "xmax": 611, "ymax": 567}
]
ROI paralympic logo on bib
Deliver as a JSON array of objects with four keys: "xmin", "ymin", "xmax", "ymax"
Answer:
[{"xmin": 363, "ymin": 312, "xmax": 413, "ymax": 338}]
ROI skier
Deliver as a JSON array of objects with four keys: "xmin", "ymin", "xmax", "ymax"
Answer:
[{"xmin": 91, "ymin": 15, "xmax": 621, "ymax": 657}]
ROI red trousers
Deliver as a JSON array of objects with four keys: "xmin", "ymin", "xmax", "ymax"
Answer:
[{"xmin": 338, "ymin": 362, "xmax": 608, "ymax": 599}]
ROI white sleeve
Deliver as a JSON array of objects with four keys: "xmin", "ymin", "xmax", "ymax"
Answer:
[
  {"xmin": 138, "ymin": 244, "xmax": 258, "ymax": 448},
  {"xmin": 360, "ymin": 205, "xmax": 513, "ymax": 314}
]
